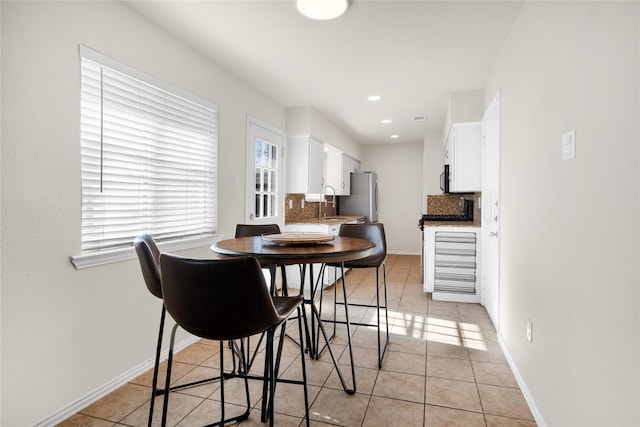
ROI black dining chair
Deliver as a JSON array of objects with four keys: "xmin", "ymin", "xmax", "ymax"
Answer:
[
  {"xmin": 322, "ymin": 223, "xmax": 390, "ymax": 368},
  {"xmin": 133, "ymin": 234, "xmax": 168, "ymax": 426},
  {"xmin": 234, "ymin": 224, "xmax": 288, "ymax": 296},
  {"xmin": 133, "ymin": 234, "xmax": 220, "ymax": 426},
  {"xmin": 234, "ymin": 224, "xmax": 293, "ymax": 371},
  {"xmin": 159, "ymin": 254, "xmax": 309, "ymax": 427}
]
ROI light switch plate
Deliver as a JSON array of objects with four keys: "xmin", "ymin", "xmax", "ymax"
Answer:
[{"xmin": 562, "ymin": 130, "xmax": 576, "ymax": 160}]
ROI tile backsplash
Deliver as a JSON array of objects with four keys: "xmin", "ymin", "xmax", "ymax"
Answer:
[
  {"xmin": 427, "ymin": 193, "xmax": 482, "ymax": 224},
  {"xmin": 285, "ymin": 193, "xmax": 336, "ymax": 223}
]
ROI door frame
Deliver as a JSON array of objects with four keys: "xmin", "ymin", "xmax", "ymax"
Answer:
[
  {"xmin": 245, "ymin": 116, "xmax": 286, "ymax": 228},
  {"xmin": 481, "ymin": 90, "xmax": 501, "ymax": 328}
]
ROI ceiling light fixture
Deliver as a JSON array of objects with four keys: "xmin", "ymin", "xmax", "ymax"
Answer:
[
  {"xmin": 381, "ymin": 119, "xmax": 392, "ymax": 124},
  {"xmin": 390, "ymin": 134, "xmax": 400, "ymax": 139},
  {"xmin": 297, "ymin": 0, "xmax": 349, "ymax": 20},
  {"xmin": 367, "ymin": 95, "xmax": 381, "ymax": 101}
]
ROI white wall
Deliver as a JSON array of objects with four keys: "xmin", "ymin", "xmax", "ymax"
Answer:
[
  {"xmin": 443, "ymin": 89, "xmax": 484, "ymax": 142},
  {"xmin": 285, "ymin": 106, "xmax": 362, "ymax": 160},
  {"xmin": 361, "ymin": 142, "xmax": 423, "ymax": 255},
  {"xmin": 485, "ymin": 2, "xmax": 639, "ymax": 425},
  {"xmin": 1, "ymin": 2, "xmax": 285, "ymax": 425},
  {"xmin": 422, "ymin": 131, "xmax": 445, "ymax": 213}
]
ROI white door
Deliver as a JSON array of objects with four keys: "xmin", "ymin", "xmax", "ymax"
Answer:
[
  {"xmin": 245, "ymin": 117, "xmax": 285, "ymax": 228},
  {"xmin": 481, "ymin": 91, "xmax": 501, "ymax": 328}
]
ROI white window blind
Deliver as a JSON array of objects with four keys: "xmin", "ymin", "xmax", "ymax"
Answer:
[{"xmin": 79, "ymin": 47, "xmax": 218, "ymax": 254}]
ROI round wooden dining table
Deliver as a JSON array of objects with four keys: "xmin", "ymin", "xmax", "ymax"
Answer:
[
  {"xmin": 211, "ymin": 234, "xmax": 375, "ymax": 394},
  {"xmin": 212, "ymin": 234, "xmax": 375, "ymax": 266}
]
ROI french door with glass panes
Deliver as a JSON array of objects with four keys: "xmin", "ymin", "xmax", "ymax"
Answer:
[{"xmin": 245, "ymin": 117, "xmax": 285, "ymax": 227}]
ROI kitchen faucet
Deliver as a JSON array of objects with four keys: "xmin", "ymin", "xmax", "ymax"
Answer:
[{"xmin": 320, "ymin": 185, "xmax": 336, "ymax": 219}]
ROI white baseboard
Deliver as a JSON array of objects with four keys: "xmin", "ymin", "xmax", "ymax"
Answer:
[
  {"xmin": 34, "ymin": 335, "xmax": 200, "ymax": 427},
  {"xmin": 497, "ymin": 333, "xmax": 547, "ymax": 427},
  {"xmin": 388, "ymin": 250, "xmax": 421, "ymax": 256},
  {"xmin": 432, "ymin": 291, "xmax": 480, "ymax": 303}
]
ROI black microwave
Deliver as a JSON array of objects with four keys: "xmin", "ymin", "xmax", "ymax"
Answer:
[{"xmin": 439, "ymin": 164, "xmax": 450, "ymax": 193}]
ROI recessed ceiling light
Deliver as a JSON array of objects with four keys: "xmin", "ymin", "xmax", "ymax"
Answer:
[
  {"xmin": 413, "ymin": 115, "xmax": 427, "ymax": 122},
  {"xmin": 297, "ymin": 0, "xmax": 349, "ymax": 20},
  {"xmin": 381, "ymin": 119, "xmax": 392, "ymax": 124},
  {"xmin": 367, "ymin": 95, "xmax": 381, "ymax": 101},
  {"xmin": 390, "ymin": 134, "xmax": 400, "ymax": 139}
]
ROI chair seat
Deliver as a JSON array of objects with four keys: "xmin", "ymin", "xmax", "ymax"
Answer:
[{"xmin": 273, "ymin": 295, "xmax": 304, "ymax": 319}]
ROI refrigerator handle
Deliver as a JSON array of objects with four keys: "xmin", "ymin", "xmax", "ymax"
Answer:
[{"xmin": 375, "ymin": 179, "xmax": 379, "ymax": 216}]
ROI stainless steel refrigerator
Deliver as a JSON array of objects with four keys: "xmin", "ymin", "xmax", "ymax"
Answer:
[{"xmin": 337, "ymin": 172, "xmax": 379, "ymax": 222}]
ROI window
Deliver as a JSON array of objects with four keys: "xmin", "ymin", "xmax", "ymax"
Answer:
[
  {"xmin": 254, "ymin": 138, "xmax": 279, "ymax": 219},
  {"xmin": 72, "ymin": 46, "xmax": 218, "ymax": 267}
]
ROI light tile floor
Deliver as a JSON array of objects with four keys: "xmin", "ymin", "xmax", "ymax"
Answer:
[{"xmin": 58, "ymin": 255, "xmax": 536, "ymax": 427}]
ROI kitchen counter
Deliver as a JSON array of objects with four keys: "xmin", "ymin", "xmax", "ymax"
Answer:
[
  {"xmin": 421, "ymin": 220, "xmax": 479, "ymax": 227},
  {"xmin": 286, "ymin": 215, "xmax": 364, "ymax": 226},
  {"xmin": 282, "ymin": 214, "xmax": 364, "ymax": 290}
]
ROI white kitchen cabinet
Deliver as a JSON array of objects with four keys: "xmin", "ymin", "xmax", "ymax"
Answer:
[
  {"xmin": 424, "ymin": 226, "xmax": 481, "ymax": 303},
  {"xmin": 324, "ymin": 152, "xmax": 360, "ymax": 195},
  {"xmin": 446, "ymin": 122, "xmax": 482, "ymax": 193},
  {"xmin": 286, "ymin": 136, "xmax": 324, "ymax": 194}
]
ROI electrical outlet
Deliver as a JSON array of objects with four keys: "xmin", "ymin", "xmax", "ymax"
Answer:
[
  {"xmin": 562, "ymin": 129, "xmax": 576, "ymax": 160},
  {"xmin": 526, "ymin": 319, "xmax": 533, "ymax": 343}
]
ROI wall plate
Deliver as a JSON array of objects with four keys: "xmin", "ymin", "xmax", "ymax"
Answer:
[{"xmin": 562, "ymin": 129, "xmax": 576, "ymax": 160}]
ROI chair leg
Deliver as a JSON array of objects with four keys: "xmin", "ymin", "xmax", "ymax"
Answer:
[
  {"xmin": 297, "ymin": 306, "xmax": 311, "ymax": 427},
  {"xmin": 376, "ymin": 264, "xmax": 390, "ymax": 368},
  {"xmin": 260, "ymin": 332, "xmax": 271, "ymax": 423},
  {"xmin": 317, "ymin": 264, "xmax": 338, "ymax": 343},
  {"xmin": 260, "ymin": 328, "xmax": 276, "ymax": 425},
  {"xmin": 161, "ymin": 323, "xmax": 180, "ymax": 427},
  {"xmin": 262, "ymin": 320, "xmax": 287, "ymax": 422},
  {"xmin": 280, "ymin": 265, "xmax": 288, "ymax": 296},
  {"xmin": 260, "ymin": 309, "xmax": 310, "ymax": 426},
  {"xmin": 340, "ymin": 266, "xmax": 357, "ymax": 391},
  {"xmin": 314, "ymin": 262, "xmax": 356, "ymax": 392},
  {"xmin": 333, "ymin": 263, "xmax": 342, "ymax": 338},
  {"xmin": 382, "ymin": 264, "xmax": 389, "ymax": 362},
  {"xmin": 218, "ymin": 345, "xmax": 226, "ymax": 426},
  {"xmin": 268, "ymin": 265, "xmax": 278, "ymax": 296},
  {"xmin": 161, "ymin": 330, "xmax": 250, "ymax": 427},
  {"xmin": 148, "ymin": 305, "xmax": 166, "ymax": 427},
  {"xmin": 322, "ymin": 264, "xmax": 390, "ymax": 369},
  {"xmin": 269, "ymin": 329, "xmax": 276, "ymax": 427}
]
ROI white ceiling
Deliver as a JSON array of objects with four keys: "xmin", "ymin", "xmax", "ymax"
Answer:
[{"xmin": 124, "ymin": 1, "xmax": 524, "ymax": 145}]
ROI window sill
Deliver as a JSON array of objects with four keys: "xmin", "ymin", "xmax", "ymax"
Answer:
[{"xmin": 70, "ymin": 234, "xmax": 223, "ymax": 270}]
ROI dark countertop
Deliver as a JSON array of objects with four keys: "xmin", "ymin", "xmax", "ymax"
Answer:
[
  {"xmin": 286, "ymin": 215, "xmax": 364, "ymax": 226},
  {"xmin": 421, "ymin": 220, "xmax": 479, "ymax": 228}
]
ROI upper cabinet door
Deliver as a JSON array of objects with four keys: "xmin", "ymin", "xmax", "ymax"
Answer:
[
  {"xmin": 308, "ymin": 137, "xmax": 324, "ymax": 194},
  {"xmin": 286, "ymin": 136, "xmax": 324, "ymax": 194},
  {"xmin": 324, "ymin": 152, "xmax": 360, "ymax": 195},
  {"xmin": 448, "ymin": 122, "xmax": 482, "ymax": 193}
]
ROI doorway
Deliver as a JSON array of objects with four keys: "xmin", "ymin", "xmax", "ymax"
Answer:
[
  {"xmin": 245, "ymin": 117, "xmax": 285, "ymax": 227},
  {"xmin": 481, "ymin": 91, "xmax": 501, "ymax": 328}
]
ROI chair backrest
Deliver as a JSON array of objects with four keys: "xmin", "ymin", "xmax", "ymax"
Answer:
[
  {"xmin": 134, "ymin": 234, "xmax": 162, "ymax": 299},
  {"xmin": 160, "ymin": 254, "xmax": 282, "ymax": 341},
  {"xmin": 338, "ymin": 223, "xmax": 387, "ymax": 268},
  {"xmin": 235, "ymin": 223, "xmax": 281, "ymax": 238}
]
